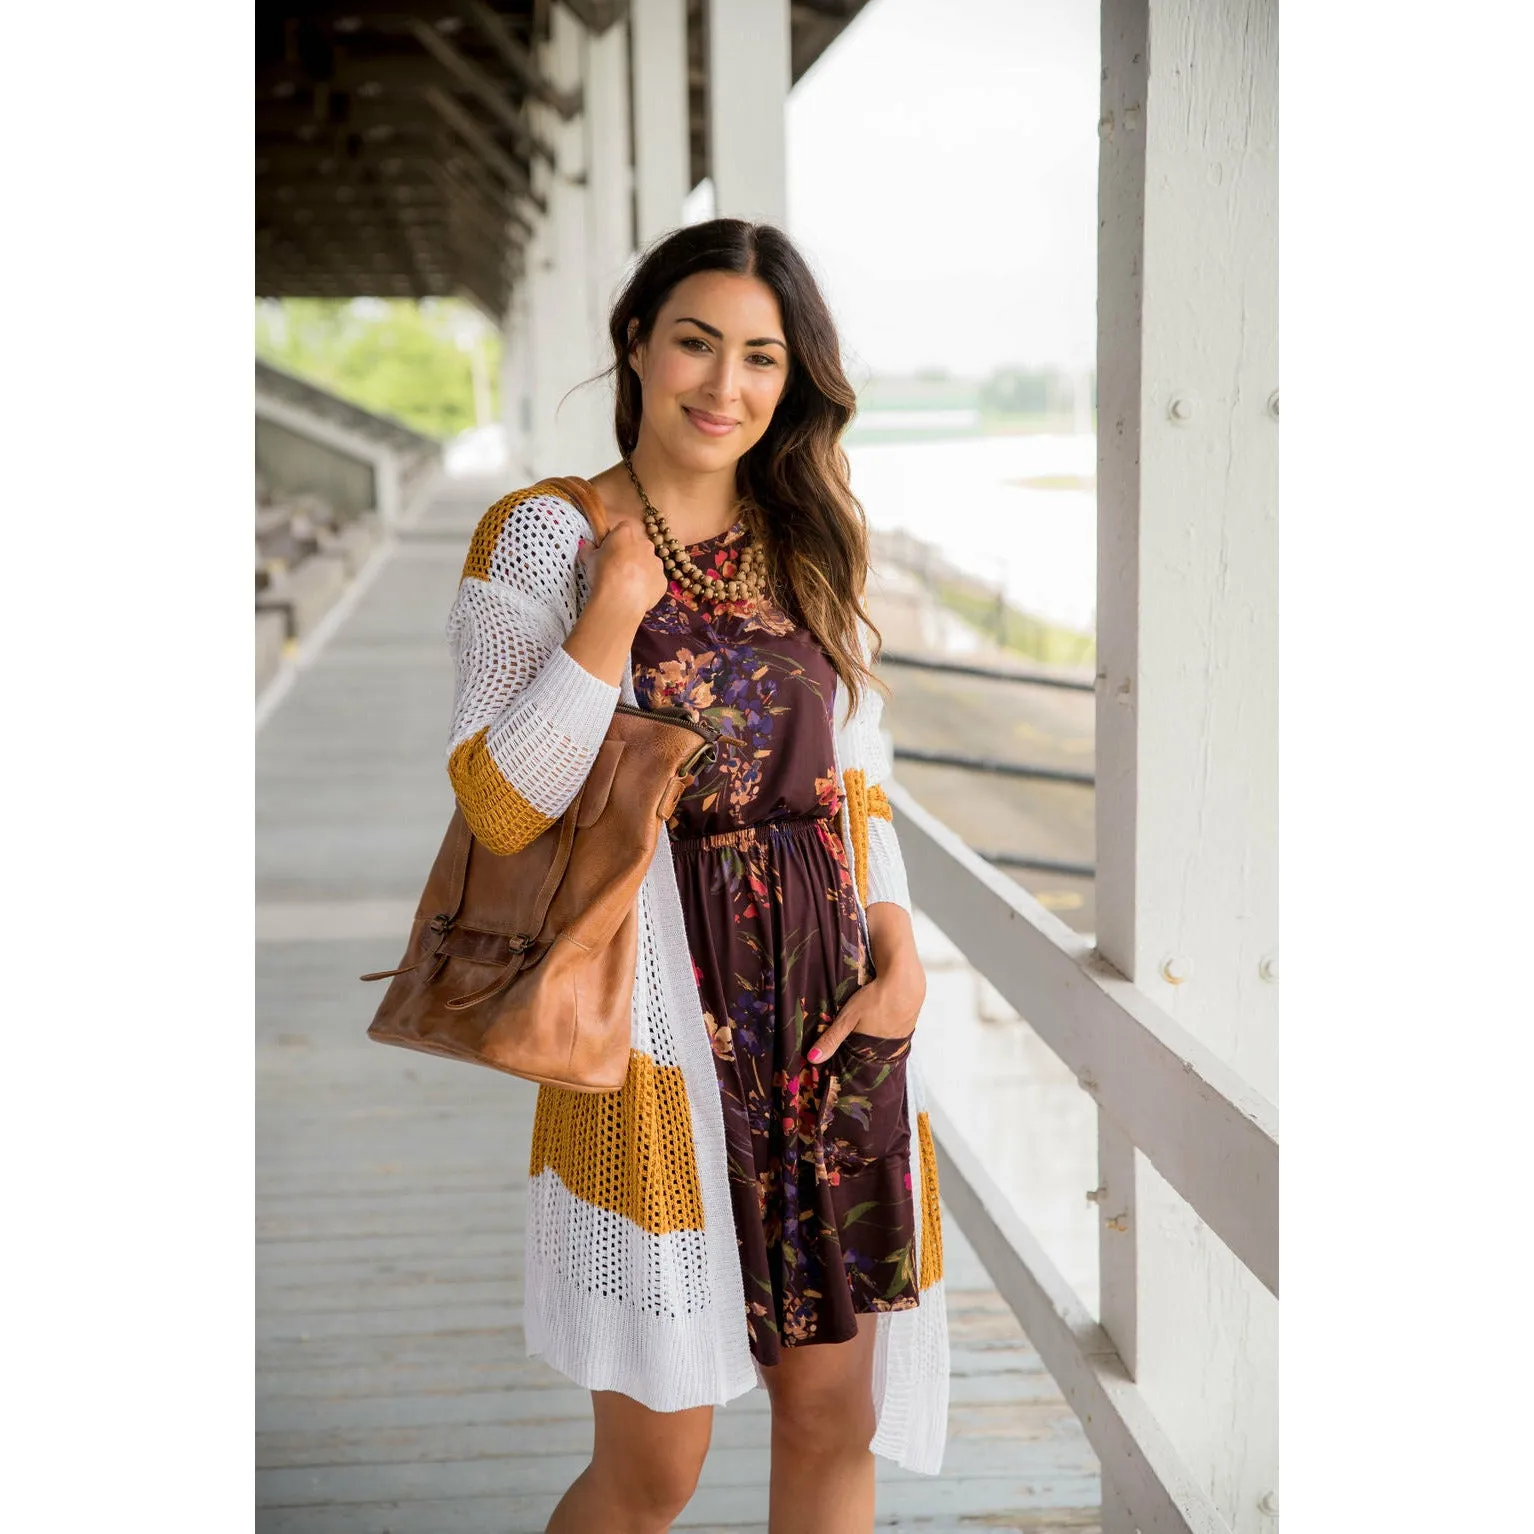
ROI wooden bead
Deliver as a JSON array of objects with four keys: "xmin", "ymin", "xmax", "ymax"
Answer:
[{"xmin": 628, "ymin": 458, "xmax": 766, "ymax": 606}]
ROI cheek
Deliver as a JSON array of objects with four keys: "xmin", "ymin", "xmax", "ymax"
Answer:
[
  {"xmin": 646, "ymin": 349, "xmax": 702, "ymax": 401},
  {"xmin": 744, "ymin": 372, "xmax": 788, "ymax": 420}
]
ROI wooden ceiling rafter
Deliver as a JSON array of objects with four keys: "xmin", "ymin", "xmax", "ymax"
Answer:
[
  {"xmin": 423, "ymin": 83, "xmax": 543, "ymax": 209},
  {"xmin": 460, "ymin": 0, "xmax": 579, "ymax": 119},
  {"xmin": 430, "ymin": 156, "xmax": 534, "ymax": 239},
  {"xmin": 256, "ymin": 2, "xmax": 874, "ymax": 319},
  {"xmin": 406, "ymin": 17, "xmax": 555, "ymax": 168}
]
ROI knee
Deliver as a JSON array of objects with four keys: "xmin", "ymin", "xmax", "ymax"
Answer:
[
  {"xmin": 592, "ymin": 1442, "xmax": 708, "ymax": 1527},
  {"xmin": 771, "ymin": 1382, "xmax": 877, "ymax": 1460}
]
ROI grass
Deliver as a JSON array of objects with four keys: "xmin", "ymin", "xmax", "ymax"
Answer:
[
  {"xmin": 1005, "ymin": 473, "xmax": 1096, "ymax": 492},
  {"xmin": 845, "ymin": 410, "xmax": 1093, "ymax": 447},
  {"xmin": 933, "ymin": 577, "xmax": 1096, "ymax": 668}
]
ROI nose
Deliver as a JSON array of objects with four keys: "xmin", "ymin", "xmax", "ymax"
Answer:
[{"xmin": 706, "ymin": 350, "xmax": 743, "ymax": 407}]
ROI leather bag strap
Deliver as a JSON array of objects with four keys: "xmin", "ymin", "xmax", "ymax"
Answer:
[
  {"xmin": 357, "ymin": 812, "xmax": 473, "ymax": 983},
  {"xmin": 545, "ymin": 474, "xmax": 611, "ymax": 543},
  {"xmin": 441, "ymin": 806, "xmax": 474, "ymax": 920}
]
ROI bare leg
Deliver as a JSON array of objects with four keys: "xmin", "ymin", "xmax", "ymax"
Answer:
[
  {"xmin": 545, "ymin": 1389, "xmax": 714, "ymax": 1534},
  {"xmin": 761, "ymin": 1313, "xmax": 880, "ymax": 1534}
]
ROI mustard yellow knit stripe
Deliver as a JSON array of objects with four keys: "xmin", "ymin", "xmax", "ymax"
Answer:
[
  {"xmin": 842, "ymin": 767, "xmax": 870, "ymax": 906},
  {"xmin": 447, "ymin": 726, "xmax": 556, "ymax": 856},
  {"xmin": 916, "ymin": 1109, "xmax": 944, "ymax": 1290},
  {"xmin": 460, "ymin": 479, "xmax": 575, "ymax": 582},
  {"xmin": 529, "ymin": 1049, "xmax": 707, "ymax": 1235},
  {"xmin": 867, "ymin": 782, "xmax": 893, "ymax": 821}
]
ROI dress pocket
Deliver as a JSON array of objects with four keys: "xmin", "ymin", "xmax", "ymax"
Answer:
[{"xmin": 826, "ymin": 1031, "xmax": 912, "ymax": 1171}]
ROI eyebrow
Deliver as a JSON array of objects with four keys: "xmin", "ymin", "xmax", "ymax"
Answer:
[{"xmin": 673, "ymin": 316, "xmax": 786, "ymax": 350}]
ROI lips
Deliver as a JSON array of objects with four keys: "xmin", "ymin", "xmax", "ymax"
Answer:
[{"xmin": 683, "ymin": 406, "xmax": 737, "ymax": 436}]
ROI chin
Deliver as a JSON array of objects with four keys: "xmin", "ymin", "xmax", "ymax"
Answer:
[{"xmin": 668, "ymin": 424, "xmax": 751, "ymax": 470}]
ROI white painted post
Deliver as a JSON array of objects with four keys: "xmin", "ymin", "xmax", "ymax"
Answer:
[
  {"xmin": 582, "ymin": 16, "xmax": 636, "ymax": 464},
  {"xmin": 499, "ymin": 282, "xmax": 533, "ymax": 483},
  {"xmin": 526, "ymin": 10, "xmax": 635, "ymax": 478},
  {"xmin": 632, "ymin": 0, "xmax": 691, "ymax": 247},
  {"xmin": 1095, "ymin": 1, "xmax": 1279, "ymax": 1530},
  {"xmin": 526, "ymin": 5, "xmax": 590, "ymax": 477},
  {"xmin": 706, "ymin": 0, "xmax": 790, "ymax": 226}
]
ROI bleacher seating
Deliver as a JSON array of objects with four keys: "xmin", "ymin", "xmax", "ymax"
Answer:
[{"xmin": 254, "ymin": 485, "xmax": 384, "ymax": 696}]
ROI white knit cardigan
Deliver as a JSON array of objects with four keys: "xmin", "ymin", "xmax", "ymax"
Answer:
[{"xmin": 444, "ymin": 481, "xmax": 951, "ymax": 1474}]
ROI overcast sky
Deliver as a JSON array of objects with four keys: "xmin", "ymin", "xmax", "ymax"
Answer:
[{"xmin": 783, "ymin": 0, "xmax": 1100, "ymax": 380}]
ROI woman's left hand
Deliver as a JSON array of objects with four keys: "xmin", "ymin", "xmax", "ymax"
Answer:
[{"xmin": 807, "ymin": 949, "xmax": 927, "ymax": 1063}]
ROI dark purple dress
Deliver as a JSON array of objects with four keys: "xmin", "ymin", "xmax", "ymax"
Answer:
[{"xmin": 629, "ymin": 516, "xmax": 919, "ymax": 1365}]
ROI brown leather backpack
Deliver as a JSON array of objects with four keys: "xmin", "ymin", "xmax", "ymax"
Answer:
[{"xmin": 359, "ymin": 475, "xmax": 716, "ymax": 1093}]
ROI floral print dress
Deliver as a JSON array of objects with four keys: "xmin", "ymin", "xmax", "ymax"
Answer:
[{"xmin": 629, "ymin": 515, "xmax": 920, "ymax": 1366}]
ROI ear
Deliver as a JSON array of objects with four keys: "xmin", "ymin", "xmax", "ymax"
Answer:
[{"xmin": 626, "ymin": 317, "xmax": 644, "ymax": 381}]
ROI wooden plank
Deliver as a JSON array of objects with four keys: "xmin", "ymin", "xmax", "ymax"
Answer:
[
  {"xmin": 258, "ymin": 1442, "xmax": 1097, "ymax": 1506},
  {"xmin": 928, "ymin": 1098, "xmax": 1225, "ymax": 1534},
  {"xmin": 259, "ymin": 1395, "xmax": 1085, "ymax": 1470},
  {"xmin": 1095, "ymin": 1110, "xmax": 1138, "ymax": 1372},
  {"xmin": 1093, "ymin": 1, "xmax": 1280, "ymax": 1514},
  {"xmin": 892, "ymin": 781, "xmax": 1278, "ymax": 1297},
  {"xmin": 255, "ymin": 1366, "xmax": 1063, "ymax": 1443},
  {"xmin": 255, "ymin": 1491, "xmax": 1102, "ymax": 1534}
]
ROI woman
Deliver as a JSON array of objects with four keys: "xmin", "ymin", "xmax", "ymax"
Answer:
[{"xmin": 445, "ymin": 219, "xmax": 949, "ymax": 1532}]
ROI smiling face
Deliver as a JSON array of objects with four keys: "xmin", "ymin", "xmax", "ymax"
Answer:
[{"xmin": 627, "ymin": 269, "xmax": 792, "ymax": 473}]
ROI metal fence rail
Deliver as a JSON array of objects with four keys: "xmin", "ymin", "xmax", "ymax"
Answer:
[
  {"xmin": 881, "ymin": 647, "xmax": 1097, "ymax": 876},
  {"xmin": 879, "ymin": 647, "xmax": 1097, "ymax": 693},
  {"xmin": 894, "ymin": 745, "xmax": 1095, "ymax": 789}
]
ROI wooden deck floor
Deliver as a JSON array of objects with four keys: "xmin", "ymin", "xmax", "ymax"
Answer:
[{"xmin": 255, "ymin": 481, "xmax": 1103, "ymax": 1532}]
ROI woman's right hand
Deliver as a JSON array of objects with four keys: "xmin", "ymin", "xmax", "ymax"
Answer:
[{"xmin": 578, "ymin": 517, "xmax": 668, "ymax": 619}]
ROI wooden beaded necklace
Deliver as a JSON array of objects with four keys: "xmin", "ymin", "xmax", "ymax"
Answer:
[{"xmin": 623, "ymin": 454, "xmax": 767, "ymax": 606}]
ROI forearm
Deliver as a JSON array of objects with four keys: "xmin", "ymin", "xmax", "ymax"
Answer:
[
  {"xmin": 560, "ymin": 580, "xmax": 650, "ymax": 689},
  {"xmin": 866, "ymin": 899, "xmax": 919, "ymax": 977},
  {"xmin": 446, "ymin": 583, "xmax": 641, "ymax": 856}
]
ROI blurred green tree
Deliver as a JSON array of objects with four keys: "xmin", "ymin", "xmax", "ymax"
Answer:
[{"xmin": 254, "ymin": 297, "xmax": 501, "ymax": 440}]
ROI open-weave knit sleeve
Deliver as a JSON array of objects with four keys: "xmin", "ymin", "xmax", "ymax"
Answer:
[
  {"xmin": 444, "ymin": 486, "xmax": 619, "ymax": 856},
  {"xmin": 852, "ymin": 622, "xmax": 912, "ymax": 913}
]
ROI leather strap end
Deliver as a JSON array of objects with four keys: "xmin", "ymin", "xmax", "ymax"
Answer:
[{"xmin": 657, "ymin": 772, "xmax": 693, "ymax": 820}]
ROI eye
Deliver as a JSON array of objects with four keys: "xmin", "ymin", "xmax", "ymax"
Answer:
[
  {"xmin": 680, "ymin": 336, "xmax": 709, "ymax": 352},
  {"xmin": 748, "ymin": 353, "xmax": 777, "ymax": 368}
]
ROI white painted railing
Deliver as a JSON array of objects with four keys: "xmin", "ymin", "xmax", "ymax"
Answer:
[{"xmin": 891, "ymin": 781, "xmax": 1278, "ymax": 1533}]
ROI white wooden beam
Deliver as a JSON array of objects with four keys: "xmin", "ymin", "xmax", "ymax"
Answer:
[
  {"xmin": 889, "ymin": 781, "xmax": 1279, "ymax": 1298},
  {"xmin": 521, "ymin": 7, "xmax": 635, "ymax": 477},
  {"xmin": 1097, "ymin": 1114, "xmax": 1139, "ymax": 1371},
  {"xmin": 499, "ymin": 283, "xmax": 534, "ymax": 483},
  {"xmin": 1095, "ymin": 0, "xmax": 1279, "ymax": 1522},
  {"xmin": 632, "ymin": 0, "xmax": 691, "ymax": 246},
  {"xmin": 926, "ymin": 1097, "xmax": 1231, "ymax": 1534},
  {"xmin": 527, "ymin": 6, "xmax": 598, "ymax": 476},
  {"xmin": 706, "ymin": 0, "xmax": 789, "ymax": 225},
  {"xmin": 585, "ymin": 13, "xmax": 636, "ymax": 326}
]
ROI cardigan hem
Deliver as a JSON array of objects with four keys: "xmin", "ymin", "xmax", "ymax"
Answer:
[{"xmin": 523, "ymin": 1244, "xmax": 760, "ymax": 1413}]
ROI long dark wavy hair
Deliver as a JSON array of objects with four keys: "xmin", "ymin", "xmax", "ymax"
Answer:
[{"xmin": 605, "ymin": 218, "xmax": 886, "ymax": 716}]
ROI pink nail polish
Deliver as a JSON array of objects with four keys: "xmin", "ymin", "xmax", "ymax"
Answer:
[{"xmin": 807, "ymin": 1047, "xmax": 821, "ymax": 1063}]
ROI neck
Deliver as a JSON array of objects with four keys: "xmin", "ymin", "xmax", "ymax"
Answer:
[{"xmin": 624, "ymin": 433, "xmax": 741, "ymax": 545}]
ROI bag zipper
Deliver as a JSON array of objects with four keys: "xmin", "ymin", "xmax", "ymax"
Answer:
[{"xmin": 612, "ymin": 700, "xmax": 719, "ymax": 774}]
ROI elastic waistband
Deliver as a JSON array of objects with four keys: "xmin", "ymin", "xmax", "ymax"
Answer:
[{"xmin": 669, "ymin": 812, "xmax": 838, "ymax": 854}]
